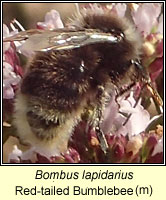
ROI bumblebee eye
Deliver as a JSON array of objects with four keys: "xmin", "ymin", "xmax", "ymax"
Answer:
[{"xmin": 108, "ymin": 28, "xmax": 124, "ymax": 40}]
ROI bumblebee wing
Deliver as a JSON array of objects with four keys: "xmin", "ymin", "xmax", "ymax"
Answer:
[
  {"xmin": 3, "ymin": 29, "xmax": 46, "ymax": 42},
  {"xmin": 39, "ymin": 30, "xmax": 122, "ymax": 52},
  {"xmin": 3, "ymin": 29, "xmax": 59, "ymax": 54},
  {"xmin": 3, "ymin": 28, "xmax": 122, "ymax": 53}
]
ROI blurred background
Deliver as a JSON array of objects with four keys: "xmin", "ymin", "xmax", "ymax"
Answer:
[
  {"xmin": 3, "ymin": 3, "xmax": 88, "ymax": 28},
  {"xmin": 3, "ymin": 3, "xmax": 163, "ymax": 29},
  {"xmin": 3, "ymin": 3, "xmax": 76, "ymax": 27}
]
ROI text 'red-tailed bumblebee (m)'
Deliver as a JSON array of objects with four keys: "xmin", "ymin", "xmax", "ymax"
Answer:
[{"xmin": 4, "ymin": 6, "xmax": 144, "ymax": 156}]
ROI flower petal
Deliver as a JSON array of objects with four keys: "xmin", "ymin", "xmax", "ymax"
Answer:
[
  {"xmin": 37, "ymin": 9, "xmax": 64, "ymax": 30},
  {"xmin": 132, "ymin": 3, "xmax": 162, "ymax": 35}
]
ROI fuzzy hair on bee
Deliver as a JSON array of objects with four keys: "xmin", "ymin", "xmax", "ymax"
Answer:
[{"xmin": 11, "ymin": 7, "xmax": 143, "ymax": 156}]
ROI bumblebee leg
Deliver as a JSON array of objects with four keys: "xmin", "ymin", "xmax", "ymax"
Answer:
[{"xmin": 95, "ymin": 85, "xmax": 109, "ymax": 154}]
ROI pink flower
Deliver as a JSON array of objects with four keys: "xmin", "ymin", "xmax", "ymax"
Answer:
[
  {"xmin": 3, "ymin": 62, "xmax": 21, "ymax": 99},
  {"xmin": 157, "ymin": 14, "xmax": 163, "ymax": 34},
  {"xmin": 3, "ymin": 24, "xmax": 22, "ymax": 99},
  {"xmin": 126, "ymin": 135, "xmax": 143, "ymax": 156},
  {"xmin": 37, "ymin": 9, "xmax": 64, "ymax": 30},
  {"xmin": 63, "ymin": 148, "xmax": 80, "ymax": 163},
  {"xmin": 8, "ymin": 145, "xmax": 80, "ymax": 163},
  {"xmin": 121, "ymin": 94, "xmax": 150, "ymax": 137},
  {"xmin": 101, "ymin": 94, "xmax": 120, "ymax": 134},
  {"xmin": 131, "ymin": 3, "xmax": 162, "ymax": 36},
  {"xmin": 82, "ymin": 3, "xmax": 105, "ymax": 15},
  {"xmin": 112, "ymin": 3, "xmax": 127, "ymax": 18},
  {"xmin": 145, "ymin": 152, "xmax": 163, "ymax": 163},
  {"xmin": 86, "ymin": 3, "xmax": 127, "ymax": 18},
  {"xmin": 149, "ymin": 57, "xmax": 163, "ymax": 81},
  {"xmin": 3, "ymin": 24, "xmax": 11, "ymax": 53},
  {"xmin": 141, "ymin": 134, "xmax": 163, "ymax": 163},
  {"xmin": 156, "ymin": 39, "xmax": 163, "ymax": 57},
  {"xmin": 8, "ymin": 145, "xmax": 23, "ymax": 163},
  {"xmin": 102, "ymin": 92, "xmax": 150, "ymax": 137},
  {"xmin": 3, "ymin": 23, "xmax": 21, "ymax": 51},
  {"xmin": 143, "ymin": 35, "xmax": 163, "ymax": 82},
  {"xmin": 152, "ymin": 136, "xmax": 163, "ymax": 156}
]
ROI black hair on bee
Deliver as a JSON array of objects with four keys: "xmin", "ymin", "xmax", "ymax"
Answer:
[{"xmin": 12, "ymin": 7, "xmax": 143, "ymax": 156}]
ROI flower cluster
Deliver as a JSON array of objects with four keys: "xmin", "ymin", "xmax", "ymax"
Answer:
[
  {"xmin": 131, "ymin": 3, "xmax": 163, "ymax": 86},
  {"xmin": 3, "ymin": 24, "xmax": 22, "ymax": 100},
  {"xmin": 3, "ymin": 3, "xmax": 163, "ymax": 164},
  {"xmin": 6, "ymin": 93, "xmax": 163, "ymax": 163}
]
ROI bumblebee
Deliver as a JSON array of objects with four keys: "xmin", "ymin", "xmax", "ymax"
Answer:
[{"xmin": 5, "ymin": 7, "xmax": 145, "ymax": 156}]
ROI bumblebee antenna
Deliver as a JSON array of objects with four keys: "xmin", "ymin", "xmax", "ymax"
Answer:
[
  {"xmin": 122, "ymin": 60, "xmax": 163, "ymax": 126},
  {"xmin": 133, "ymin": 60, "xmax": 163, "ymax": 112}
]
